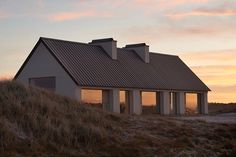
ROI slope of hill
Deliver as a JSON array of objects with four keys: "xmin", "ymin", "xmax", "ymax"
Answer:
[
  {"xmin": 0, "ymin": 81, "xmax": 235, "ymax": 157},
  {"xmin": 209, "ymin": 103, "xmax": 236, "ymax": 113}
]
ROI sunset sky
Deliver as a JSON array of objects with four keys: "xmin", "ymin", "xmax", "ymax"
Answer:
[{"xmin": 0, "ymin": 0, "xmax": 235, "ymax": 103}]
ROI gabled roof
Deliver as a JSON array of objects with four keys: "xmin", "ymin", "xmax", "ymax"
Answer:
[{"xmin": 15, "ymin": 37, "xmax": 210, "ymax": 91}]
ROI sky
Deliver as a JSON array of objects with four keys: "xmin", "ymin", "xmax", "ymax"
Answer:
[{"xmin": 0, "ymin": 0, "xmax": 235, "ymax": 103}]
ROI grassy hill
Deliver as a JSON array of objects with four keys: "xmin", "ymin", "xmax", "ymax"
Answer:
[
  {"xmin": 0, "ymin": 81, "xmax": 235, "ymax": 157},
  {"xmin": 209, "ymin": 103, "xmax": 236, "ymax": 114}
]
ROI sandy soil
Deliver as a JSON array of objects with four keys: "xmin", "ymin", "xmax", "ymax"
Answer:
[{"xmin": 178, "ymin": 113, "xmax": 236, "ymax": 124}]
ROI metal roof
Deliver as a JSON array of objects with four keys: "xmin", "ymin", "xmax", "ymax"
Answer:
[{"xmin": 15, "ymin": 37, "xmax": 210, "ymax": 91}]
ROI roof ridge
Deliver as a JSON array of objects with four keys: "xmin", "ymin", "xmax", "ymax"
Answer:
[
  {"xmin": 40, "ymin": 37, "xmax": 101, "ymax": 48},
  {"xmin": 40, "ymin": 37, "xmax": 178, "ymax": 58},
  {"xmin": 117, "ymin": 48, "xmax": 135, "ymax": 52},
  {"xmin": 150, "ymin": 52, "xmax": 178, "ymax": 57}
]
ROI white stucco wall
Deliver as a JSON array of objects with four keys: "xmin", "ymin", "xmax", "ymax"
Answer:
[{"xmin": 16, "ymin": 42, "xmax": 79, "ymax": 99}]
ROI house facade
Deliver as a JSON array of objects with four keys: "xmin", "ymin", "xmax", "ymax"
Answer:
[{"xmin": 14, "ymin": 37, "xmax": 210, "ymax": 115}]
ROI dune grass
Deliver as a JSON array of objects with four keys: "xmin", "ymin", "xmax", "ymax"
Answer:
[{"xmin": 0, "ymin": 81, "xmax": 235, "ymax": 157}]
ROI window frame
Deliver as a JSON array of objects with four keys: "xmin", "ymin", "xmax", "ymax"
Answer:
[{"xmin": 29, "ymin": 76, "xmax": 56, "ymax": 91}]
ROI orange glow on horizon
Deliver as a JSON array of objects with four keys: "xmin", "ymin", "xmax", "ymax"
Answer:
[
  {"xmin": 81, "ymin": 89, "xmax": 102, "ymax": 104},
  {"xmin": 0, "ymin": 75, "xmax": 13, "ymax": 81},
  {"xmin": 142, "ymin": 92, "xmax": 156, "ymax": 106},
  {"xmin": 186, "ymin": 93, "xmax": 197, "ymax": 107},
  {"xmin": 181, "ymin": 50, "xmax": 236, "ymax": 103}
]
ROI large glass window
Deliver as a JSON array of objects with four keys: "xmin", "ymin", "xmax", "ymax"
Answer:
[
  {"xmin": 120, "ymin": 91, "xmax": 126, "ymax": 113},
  {"xmin": 29, "ymin": 77, "xmax": 56, "ymax": 91},
  {"xmin": 81, "ymin": 89, "xmax": 102, "ymax": 108},
  {"xmin": 185, "ymin": 93, "xmax": 198, "ymax": 114},
  {"xmin": 141, "ymin": 92, "xmax": 157, "ymax": 114}
]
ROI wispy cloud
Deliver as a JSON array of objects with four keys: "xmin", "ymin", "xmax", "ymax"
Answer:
[
  {"xmin": 73, "ymin": 0, "xmax": 212, "ymax": 14},
  {"xmin": 158, "ymin": 0, "xmax": 211, "ymax": 9},
  {"xmin": 0, "ymin": 11, "xmax": 8, "ymax": 19},
  {"xmin": 182, "ymin": 49, "xmax": 236, "ymax": 103},
  {"xmin": 180, "ymin": 49, "xmax": 236, "ymax": 66},
  {"xmin": 118, "ymin": 0, "xmax": 211, "ymax": 9},
  {"xmin": 190, "ymin": 64, "xmax": 236, "ymax": 102},
  {"xmin": 208, "ymin": 84, "xmax": 236, "ymax": 102},
  {"xmin": 167, "ymin": 8, "xmax": 236, "ymax": 19},
  {"xmin": 208, "ymin": 91, "xmax": 236, "ymax": 103},
  {"xmin": 36, "ymin": 0, "xmax": 44, "ymax": 8},
  {"xmin": 190, "ymin": 65, "xmax": 236, "ymax": 103},
  {"xmin": 191, "ymin": 65, "xmax": 236, "ymax": 76},
  {"xmin": 210, "ymin": 84, "xmax": 236, "ymax": 93},
  {"xmin": 47, "ymin": 11, "xmax": 113, "ymax": 22}
]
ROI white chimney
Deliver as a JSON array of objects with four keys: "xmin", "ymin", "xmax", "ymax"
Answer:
[
  {"xmin": 124, "ymin": 43, "xmax": 149, "ymax": 63},
  {"xmin": 89, "ymin": 38, "xmax": 117, "ymax": 60}
]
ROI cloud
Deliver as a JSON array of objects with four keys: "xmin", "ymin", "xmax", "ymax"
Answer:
[
  {"xmin": 116, "ymin": 0, "xmax": 211, "ymax": 9},
  {"xmin": 189, "ymin": 65, "xmax": 236, "ymax": 90},
  {"xmin": 157, "ymin": 0, "xmax": 211, "ymax": 9},
  {"xmin": 181, "ymin": 50, "xmax": 236, "ymax": 102},
  {"xmin": 167, "ymin": 8, "xmax": 236, "ymax": 19},
  {"xmin": 208, "ymin": 92, "xmax": 236, "ymax": 103},
  {"xmin": 180, "ymin": 49, "xmax": 236, "ymax": 66},
  {"xmin": 189, "ymin": 65, "xmax": 236, "ymax": 103},
  {"xmin": 191, "ymin": 65, "xmax": 236, "ymax": 76},
  {"xmin": 73, "ymin": 0, "xmax": 212, "ymax": 14},
  {"xmin": 210, "ymin": 84, "xmax": 236, "ymax": 93},
  {"xmin": 0, "ymin": 11, "xmax": 8, "ymax": 19},
  {"xmin": 47, "ymin": 11, "xmax": 113, "ymax": 22},
  {"xmin": 167, "ymin": 26, "xmax": 218, "ymax": 36},
  {"xmin": 208, "ymin": 84, "xmax": 236, "ymax": 103},
  {"xmin": 37, "ymin": 0, "xmax": 44, "ymax": 8}
]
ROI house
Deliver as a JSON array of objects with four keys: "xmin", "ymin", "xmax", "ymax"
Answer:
[{"xmin": 14, "ymin": 37, "xmax": 210, "ymax": 115}]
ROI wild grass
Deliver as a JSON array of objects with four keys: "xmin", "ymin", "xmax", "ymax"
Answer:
[
  {"xmin": 0, "ymin": 80, "xmax": 235, "ymax": 157},
  {"xmin": 0, "ymin": 81, "xmax": 125, "ymax": 156},
  {"xmin": 209, "ymin": 103, "xmax": 236, "ymax": 114}
]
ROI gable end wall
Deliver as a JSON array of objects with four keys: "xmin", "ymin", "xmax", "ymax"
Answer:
[{"xmin": 16, "ymin": 42, "xmax": 78, "ymax": 99}]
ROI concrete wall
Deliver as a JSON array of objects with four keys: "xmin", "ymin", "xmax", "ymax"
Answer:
[
  {"xmin": 90, "ymin": 40, "xmax": 117, "ymax": 60},
  {"xmin": 129, "ymin": 90, "xmax": 142, "ymax": 115},
  {"xmin": 171, "ymin": 92, "xmax": 177, "ymax": 115},
  {"xmin": 198, "ymin": 92, "xmax": 208, "ymax": 114},
  {"xmin": 159, "ymin": 91, "xmax": 170, "ymax": 115},
  {"xmin": 125, "ymin": 45, "xmax": 149, "ymax": 63},
  {"xmin": 102, "ymin": 89, "xmax": 120, "ymax": 113},
  {"xmin": 156, "ymin": 92, "xmax": 161, "ymax": 113},
  {"xmin": 125, "ymin": 91, "xmax": 131, "ymax": 114},
  {"xmin": 176, "ymin": 92, "xmax": 185, "ymax": 115},
  {"xmin": 16, "ymin": 42, "xmax": 79, "ymax": 100}
]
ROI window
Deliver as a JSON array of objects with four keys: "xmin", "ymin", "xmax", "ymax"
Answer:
[
  {"xmin": 141, "ymin": 91, "xmax": 158, "ymax": 114},
  {"xmin": 81, "ymin": 89, "xmax": 102, "ymax": 108},
  {"xmin": 185, "ymin": 93, "xmax": 198, "ymax": 114},
  {"xmin": 29, "ymin": 77, "xmax": 56, "ymax": 91},
  {"xmin": 142, "ymin": 92, "xmax": 156, "ymax": 106},
  {"xmin": 120, "ymin": 90, "xmax": 128, "ymax": 114}
]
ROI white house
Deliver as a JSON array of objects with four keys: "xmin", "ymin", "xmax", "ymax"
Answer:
[{"xmin": 14, "ymin": 37, "xmax": 210, "ymax": 115}]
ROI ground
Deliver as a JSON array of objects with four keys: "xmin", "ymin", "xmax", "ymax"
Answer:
[
  {"xmin": 179, "ymin": 113, "xmax": 236, "ymax": 124},
  {"xmin": 0, "ymin": 81, "xmax": 235, "ymax": 157}
]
